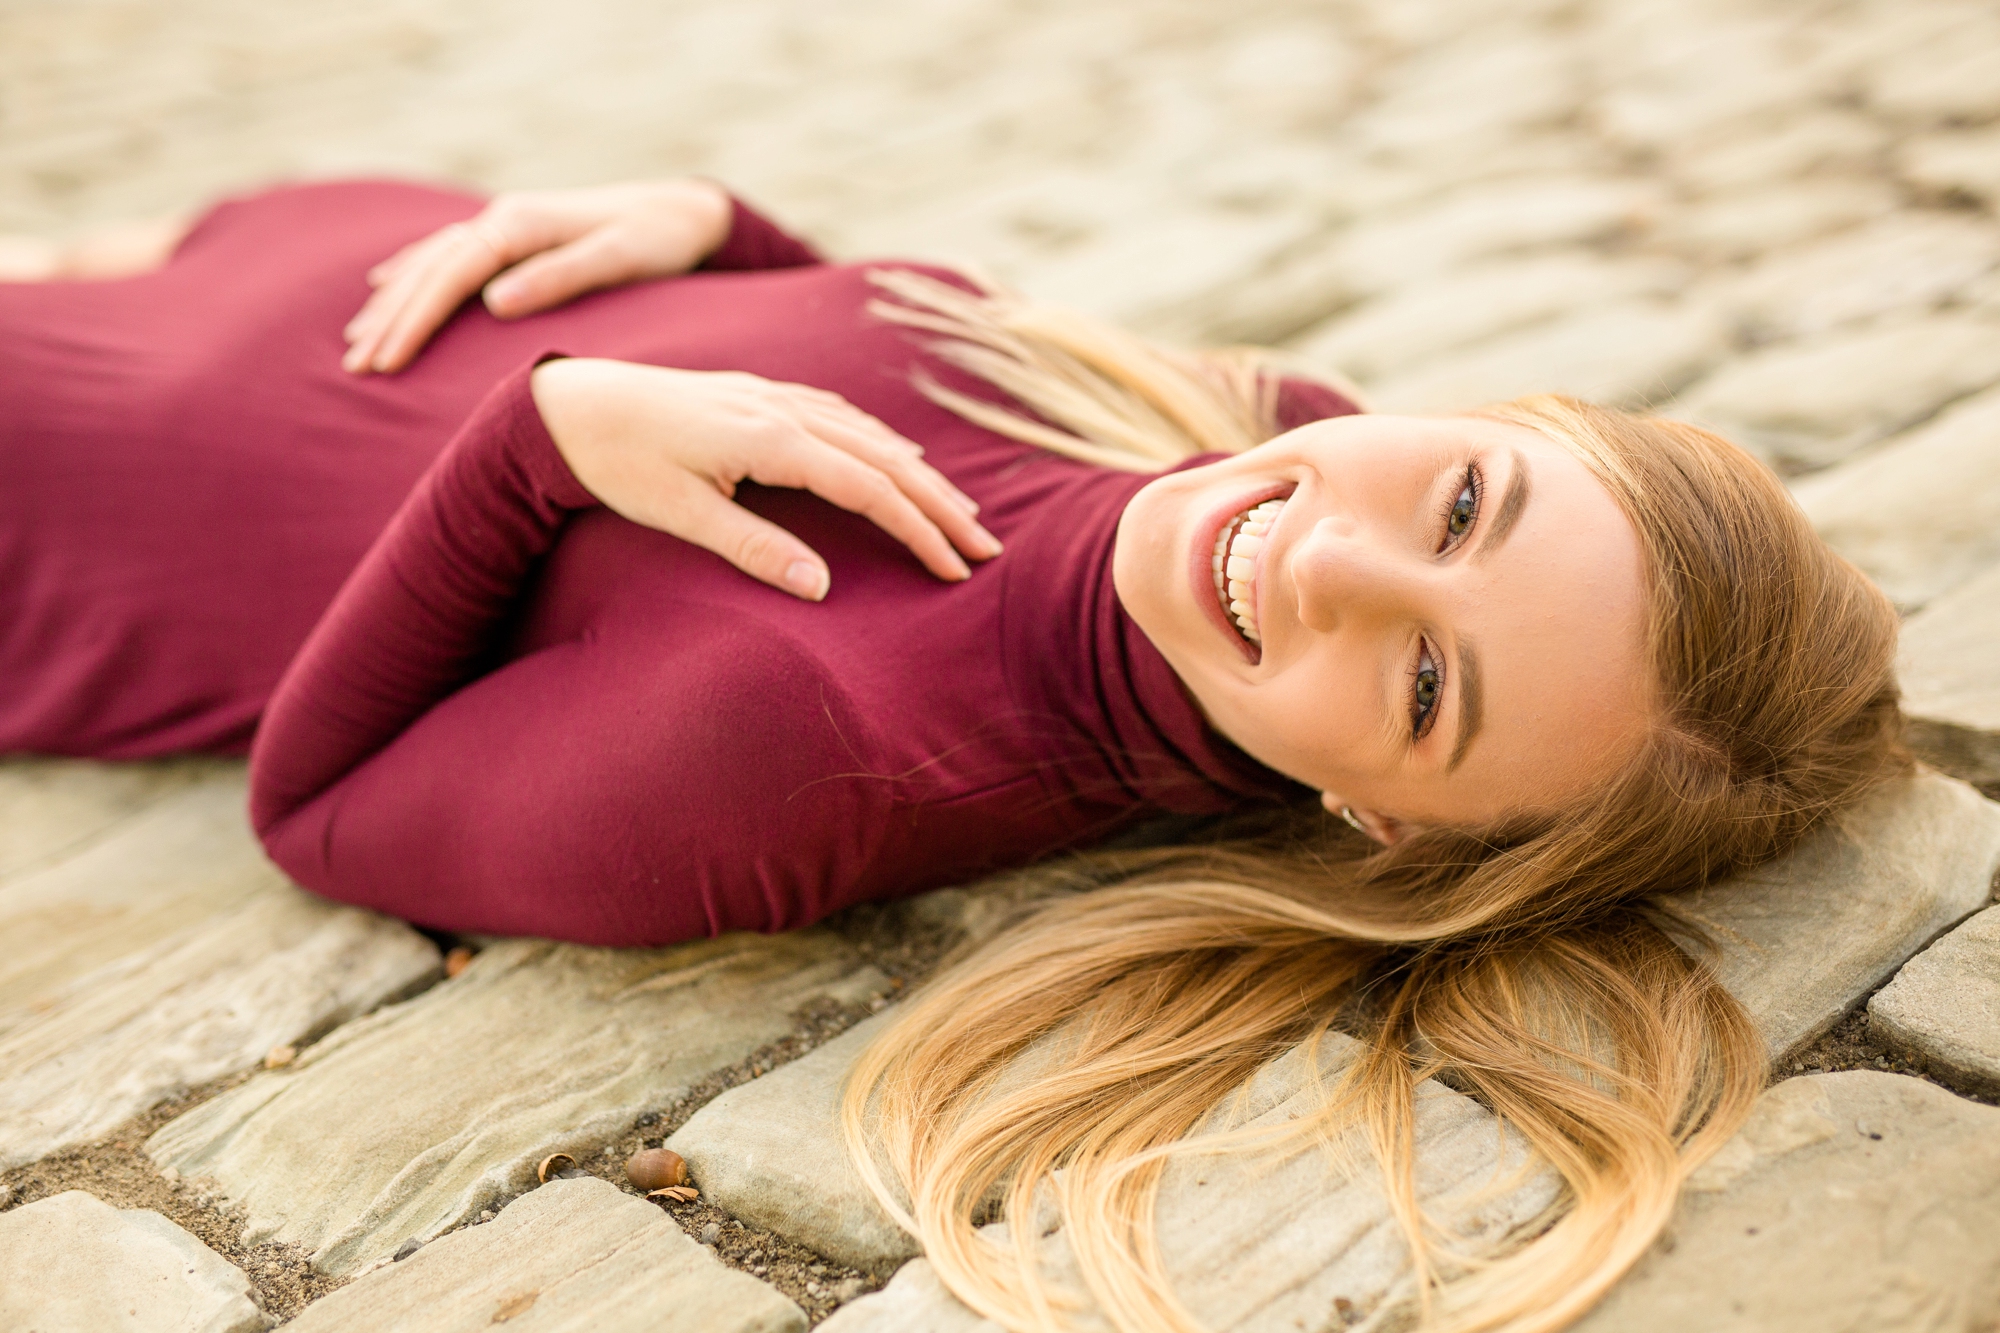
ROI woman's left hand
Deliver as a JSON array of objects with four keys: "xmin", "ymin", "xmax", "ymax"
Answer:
[
  {"xmin": 529, "ymin": 358, "xmax": 1002, "ymax": 600},
  {"xmin": 343, "ymin": 179, "xmax": 734, "ymax": 375}
]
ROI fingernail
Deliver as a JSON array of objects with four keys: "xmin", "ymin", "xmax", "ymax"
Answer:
[
  {"xmin": 949, "ymin": 554, "xmax": 972, "ymax": 580},
  {"xmin": 485, "ymin": 278, "xmax": 518, "ymax": 311},
  {"xmin": 954, "ymin": 490, "xmax": 980, "ymax": 514},
  {"xmin": 974, "ymin": 528, "xmax": 1003, "ymax": 557},
  {"xmin": 784, "ymin": 560, "xmax": 829, "ymax": 601}
]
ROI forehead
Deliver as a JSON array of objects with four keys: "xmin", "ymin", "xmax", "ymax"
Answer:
[{"xmin": 1473, "ymin": 425, "xmax": 1653, "ymax": 812}]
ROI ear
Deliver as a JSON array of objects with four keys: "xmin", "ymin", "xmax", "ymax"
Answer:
[{"xmin": 1319, "ymin": 790, "xmax": 1413, "ymax": 847}]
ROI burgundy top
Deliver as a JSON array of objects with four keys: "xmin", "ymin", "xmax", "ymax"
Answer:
[{"xmin": 0, "ymin": 180, "xmax": 1356, "ymax": 944}]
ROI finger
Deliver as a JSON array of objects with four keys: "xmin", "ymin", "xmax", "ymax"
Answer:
[
  {"xmin": 367, "ymin": 221, "xmax": 519, "ymax": 372},
  {"xmin": 671, "ymin": 488, "xmax": 832, "ymax": 601},
  {"xmin": 482, "ymin": 227, "xmax": 645, "ymax": 319},
  {"xmin": 756, "ymin": 435, "xmax": 974, "ymax": 582},
  {"xmin": 799, "ymin": 408, "xmax": 999, "ymax": 558}
]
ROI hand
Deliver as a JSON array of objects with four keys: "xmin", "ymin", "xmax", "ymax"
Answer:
[
  {"xmin": 343, "ymin": 179, "xmax": 734, "ymax": 375},
  {"xmin": 529, "ymin": 359, "xmax": 1003, "ymax": 599}
]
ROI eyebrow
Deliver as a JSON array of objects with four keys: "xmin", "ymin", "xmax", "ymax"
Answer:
[
  {"xmin": 1447, "ymin": 638, "xmax": 1483, "ymax": 772},
  {"xmin": 1471, "ymin": 448, "xmax": 1532, "ymax": 563}
]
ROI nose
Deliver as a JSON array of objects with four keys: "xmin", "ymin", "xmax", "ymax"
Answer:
[{"xmin": 1288, "ymin": 515, "xmax": 1437, "ymax": 633}]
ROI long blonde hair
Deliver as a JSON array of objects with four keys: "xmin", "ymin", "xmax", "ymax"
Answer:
[{"xmin": 845, "ymin": 270, "xmax": 1909, "ymax": 1333}]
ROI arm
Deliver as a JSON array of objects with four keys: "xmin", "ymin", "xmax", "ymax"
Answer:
[
  {"xmin": 344, "ymin": 179, "xmax": 824, "ymax": 375},
  {"xmin": 252, "ymin": 357, "xmax": 1000, "ymax": 934}
]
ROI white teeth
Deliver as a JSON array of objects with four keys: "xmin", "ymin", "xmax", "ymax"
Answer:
[{"xmin": 1211, "ymin": 497, "xmax": 1285, "ymax": 645}]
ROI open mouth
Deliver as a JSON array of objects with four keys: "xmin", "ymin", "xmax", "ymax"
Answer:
[{"xmin": 1210, "ymin": 496, "xmax": 1287, "ymax": 645}]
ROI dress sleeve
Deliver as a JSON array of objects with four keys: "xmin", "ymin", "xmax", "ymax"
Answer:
[
  {"xmin": 246, "ymin": 359, "xmax": 656, "ymax": 935},
  {"xmin": 698, "ymin": 192, "xmax": 826, "ymax": 272}
]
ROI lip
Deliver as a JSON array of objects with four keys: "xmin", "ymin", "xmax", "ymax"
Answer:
[{"xmin": 1189, "ymin": 482, "xmax": 1295, "ymax": 665}]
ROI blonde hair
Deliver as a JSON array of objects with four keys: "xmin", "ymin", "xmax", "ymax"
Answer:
[{"xmin": 845, "ymin": 272, "xmax": 1909, "ymax": 1333}]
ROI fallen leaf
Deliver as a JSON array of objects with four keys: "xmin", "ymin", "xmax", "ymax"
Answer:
[
  {"xmin": 647, "ymin": 1185, "xmax": 700, "ymax": 1203},
  {"xmin": 264, "ymin": 1044, "xmax": 297, "ymax": 1069}
]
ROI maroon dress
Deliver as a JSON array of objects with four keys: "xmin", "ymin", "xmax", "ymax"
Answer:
[{"xmin": 0, "ymin": 180, "xmax": 1355, "ymax": 944}]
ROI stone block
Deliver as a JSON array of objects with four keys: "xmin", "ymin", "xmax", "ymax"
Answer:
[
  {"xmin": 1868, "ymin": 21, "xmax": 2000, "ymax": 124},
  {"xmin": 1707, "ymin": 213, "xmax": 1999, "ymax": 341},
  {"xmin": 1869, "ymin": 906, "xmax": 2000, "ymax": 1098},
  {"xmin": 282, "ymin": 1177, "xmax": 804, "ymax": 1333},
  {"xmin": 1326, "ymin": 176, "xmax": 1657, "ymax": 299},
  {"xmin": 1896, "ymin": 563, "xmax": 2000, "ymax": 788},
  {"xmin": 819, "ymin": 1038, "xmax": 1561, "ymax": 1333},
  {"xmin": 668, "ymin": 1012, "xmax": 915, "ymax": 1271},
  {"xmin": 1289, "ymin": 253, "xmax": 1690, "ymax": 386},
  {"xmin": 1899, "ymin": 125, "xmax": 2000, "ymax": 207},
  {"xmin": 0, "ymin": 756, "xmax": 213, "ymax": 883},
  {"xmin": 147, "ymin": 931, "xmax": 890, "ymax": 1275},
  {"xmin": 1364, "ymin": 298, "xmax": 1726, "ymax": 412},
  {"xmin": 0, "ymin": 773, "xmax": 439, "ymax": 1170},
  {"xmin": 1670, "ymin": 311, "xmax": 2000, "ymax": 472},
  {"xmin": 1570, "ymin": 1072, "xmax": 2000, "ymax": 1332},
  {"xmin": 1667, "ymin": 110, "xmax": 1886, "ymax": 195},
  {"xmin": 0, "ymin": 1190, "xmax": 267, "ymax": 1333},
  {"xmin": 1792, "ymin": 384, "xmax": 2000, "ymax": 611},
  {"xmin": 1652, "ymin": 179, "xmax": 1897, "ymax": 264},
  {"xmin": 1685, "ymin": 770, "xmax": 2000, "ymax": 1058}
]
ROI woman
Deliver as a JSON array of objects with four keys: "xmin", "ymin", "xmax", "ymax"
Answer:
[{"xmin": 2, "ymin": 178, "xmax": 1906, "ymax": 1331}]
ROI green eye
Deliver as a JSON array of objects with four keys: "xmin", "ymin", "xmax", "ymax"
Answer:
[
  {"xmin": 1415, "ymin": 665, "xmax": 1440, "ymax": 712},
  {"xmin": 1447, "ymin": 484, "xmax": 1475, "ymax": 538}
]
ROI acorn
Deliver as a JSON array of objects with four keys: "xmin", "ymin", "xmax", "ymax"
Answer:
[
  {"xmin": 536, "ymin": 1153, "xmax": 576, "ymax": 1184},
  {"xmin": 625, "ymin": 1147, "xmax": 690, "ymax": 1192}
]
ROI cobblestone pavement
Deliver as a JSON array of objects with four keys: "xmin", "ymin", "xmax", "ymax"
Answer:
[{"xmin": 4, "ymin": 0, "xmax": 2000, "ymax": 1329}]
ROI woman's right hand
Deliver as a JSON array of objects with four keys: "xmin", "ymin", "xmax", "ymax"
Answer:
[
  {"xmin": 343, "ymin": 179, "xmax": 734, "ymax": 376},
  {"xmin": 529, "ymin": 358, "xmax": 1003, "ymax": 600}
]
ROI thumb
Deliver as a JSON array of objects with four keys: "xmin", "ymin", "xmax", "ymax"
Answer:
[{"xmin": 482, "ymin": 229, "xmax": 638, "ymax": 319}]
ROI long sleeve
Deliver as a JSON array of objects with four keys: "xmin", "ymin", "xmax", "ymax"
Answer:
[
  {"xmin": 246, "ymin": 358, "xmax": 892, "ymax": 944},
  {"xmin": 699, "ymin": 193, "xmax": 826, "ymax": 272},
  {"xmin": 248, "ymin": 359, "xmax": 586, "ymax": 838}
]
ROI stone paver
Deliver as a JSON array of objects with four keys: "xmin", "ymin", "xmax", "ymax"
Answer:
[
  {"xmin": 1792, "ymin": 385, "xmax": 2000, "ymax": 611},
  {"xmin": 1669, "ymin": 311, "xmax": 2000, "ymax": 473},
  {"xmin": 668, "ymin": 1012, "xmax": 915, "ymax": 1271},
  {"xmin": 283, "ymin": 1178, "xmax": 803, "ymax": 1333},
  {"xmin": 1570, "ymin": 1072, "xmax": 2000, "ymax": 1333},
  {"xmin": 0, "ymin": 771, "xmax": 438, "ymax": 1170},
  {"xmin": 0, "ymin": 1190, "xmax": 267, "ymax": 1333},
  {"xmin": 1688, "ymin": 770, "xmax": 2000, "ymax": 1058},
  {"xmin": 819, "ymin": 1036, "xmax": 1559, "ymax": 1333},
  {"xmin": 670, "ymin": 770, "xmax": 2000, "ymax": 1280},
  {"xmin": 146, "ymin": 932, "xmax": 889, "ymax": 1275},
  {"xmin": 1869, "ymin": 906, "xmax": 2000, "ymax": 1098},
  {"xmin": 1895, "ymin": 563, "xmax": 2000, "ymax": 789},
  {"xmin": 0, "ymin": 757, "xmax": 213, "ymax": 883}
]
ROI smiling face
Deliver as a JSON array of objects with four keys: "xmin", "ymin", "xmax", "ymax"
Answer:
[{"xmin": 1113, "ymin": 414, "xmax": 1655, "ymax": 840}]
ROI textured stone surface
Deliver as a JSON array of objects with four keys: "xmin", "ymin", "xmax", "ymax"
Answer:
[
  {"xmin": 820, "ymin": 1037, "xmax": 1560, "ymax": 1333},
  {"xmin": 1687, "ymin": 770, "xmax": 2000, "ymax": 1059},
  {"xmin": 147, "ymin": 932, "xmax": 889, "ymax": 1275},
  {"xmin": 1708, "ymin": 213, "xmax": 1998, "ymax": 340},
  {"xmin": 283, "ymin": 1178, "xmax": 803, "ymax": 1333},
  {"xmin": 1870, "ymin": 906, "xmax": 2000, "ymax": 1098},
  {"xmin": 1671, "ymin": 311, "xmax": 2000, "ymax": 472},
  {"xmin": 1570, "ymin": 1073, "xmax": 2000, "ymax": 1333},
  {"xmin": 1900, "ymin": 125, "xmax": 2000, "ymax": 206},
  {"xmin": 1895, "ymin": 564, "xmax": 2000, "ymax": 789},
  {"xmin": 669, "ymin": 1012, "xmax": 916, "ymax": 1271},
  {"xmin": 1792, "ymin": 385, "xmax": 2000, "ymax": 610},
  {"xmin": 0, "ymin": 772, "xmax": 438, "ymax": 1170},
  {"xmin": 0, "ymin": 757, "xmax": 214, "ymax": 884},
  {"xmin": 0, "ymin": 1190, "xmax": 267, "ymax": 1333},
  {"xmin": 1366, "ymin": 298, "xmax": 1725, "ymax": 412},
  {"xmin": 1289, "ymin": 254, "xmax": 1689, "ymax": 387}
]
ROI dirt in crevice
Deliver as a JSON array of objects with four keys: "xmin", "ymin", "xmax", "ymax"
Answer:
[
  {"xmin": 1780, "ymin": 1002, "xmax": 1998, "ymax": 1107},
  {"xmin": 0, "ymin": 1071, "xmax": 347, "ymax": 1321}
]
